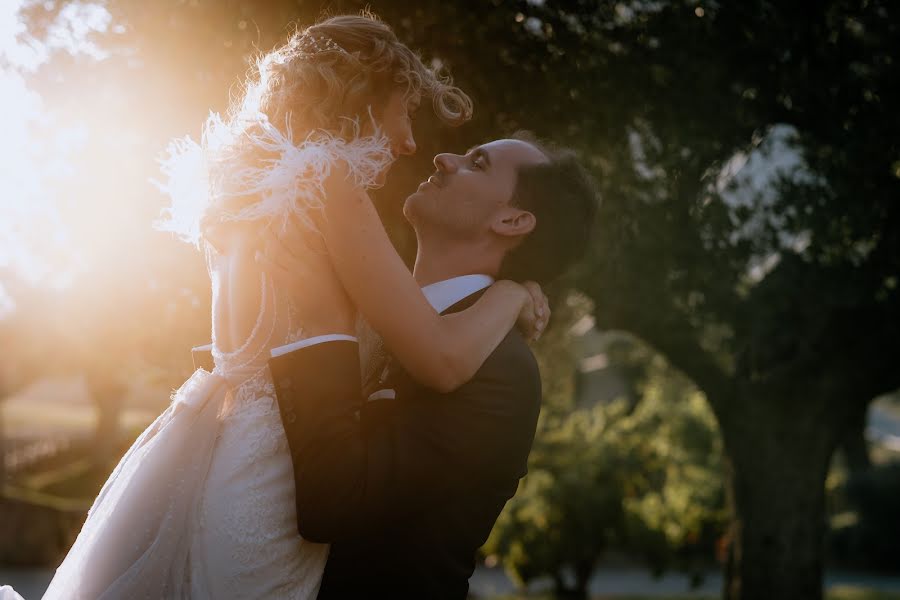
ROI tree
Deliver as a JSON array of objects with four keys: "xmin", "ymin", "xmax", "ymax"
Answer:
[
  {"xmin": 486, "ymin": 300, "xmax": 725, "ymax": 599},
  {"xmin": 569, "ymin": 4, "xmax": 900, "ymax": 598}
]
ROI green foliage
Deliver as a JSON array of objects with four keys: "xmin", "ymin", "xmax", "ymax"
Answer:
[
  {"xmin": 485, "ymin": 387, "xmax": 726, "ymax": 592},
  {"xmin": 485, "ymin": 299, "xmax": 726, "ymax": 595}
]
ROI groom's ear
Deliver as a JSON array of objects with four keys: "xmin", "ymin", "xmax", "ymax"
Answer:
[{"xmin": 491, "ymin": 207, "xmax": 536, "ymax": 239}]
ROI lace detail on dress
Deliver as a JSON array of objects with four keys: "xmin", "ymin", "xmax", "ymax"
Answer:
[{"xmin": 225, "ymin": 370, "xmax": 277, "ymax": 417}]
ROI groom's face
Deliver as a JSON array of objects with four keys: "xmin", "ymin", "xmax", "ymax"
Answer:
[{"xmin": 404, "ymin": 139, "xmax": 546, "ymax": 239}]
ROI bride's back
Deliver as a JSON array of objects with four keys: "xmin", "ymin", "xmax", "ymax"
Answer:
[
  {"xmin": 206, "ymin": 225, "xmax": 265, "ymax": 355},
  {"xmin": 204, "ymin": 221, "xmax": 300, "ymax": 376}
]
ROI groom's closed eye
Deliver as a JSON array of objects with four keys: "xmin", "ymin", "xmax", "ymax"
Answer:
[{"xmin": 465, "ymin": 146, "xmax": 491, "ymax": 171}]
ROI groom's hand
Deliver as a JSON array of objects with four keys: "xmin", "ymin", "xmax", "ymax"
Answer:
[{"xmin": 256, "ymin": 218, "xmax": 356, "ymax": 337}]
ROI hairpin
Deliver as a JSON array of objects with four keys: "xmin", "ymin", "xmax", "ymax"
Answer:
[{"xmin": 296, "ymin": 32, "xmax": 349, "ymax": 57}]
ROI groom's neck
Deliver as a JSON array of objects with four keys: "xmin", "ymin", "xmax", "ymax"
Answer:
[{"xmin": 412, "ymin": 235, "xmax": 500, "ymax": 288}]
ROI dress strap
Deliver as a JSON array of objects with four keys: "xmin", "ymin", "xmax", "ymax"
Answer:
[{"xmin": 212, "ymin": 270, "xmax": 279, "ymax": 381}]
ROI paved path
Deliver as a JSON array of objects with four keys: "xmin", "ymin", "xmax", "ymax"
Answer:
[
  {"xmin": 0, "ymin": 569, "xmax": 49, "ymax": 599},
  {"xmin": 4, "ymin": 565, "xmax": 900, "ymax": 598},
  {"xmin": 471, "ymin": 565, "xmax": 900, "ymax": 597}
]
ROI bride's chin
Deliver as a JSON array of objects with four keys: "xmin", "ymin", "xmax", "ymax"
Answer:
[{"xmin": 373, "ymin": 164, "xmax": 393, "ymax": 186}]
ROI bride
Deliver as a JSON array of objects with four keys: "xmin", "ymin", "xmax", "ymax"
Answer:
[{"xmin": 1, "ymin": 12, "xmax": 546, "ymax": 600}]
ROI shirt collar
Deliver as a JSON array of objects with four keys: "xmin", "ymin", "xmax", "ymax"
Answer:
[{"xmin": 421, "ymin": 274, "xmax": 494, "ymax": 314}]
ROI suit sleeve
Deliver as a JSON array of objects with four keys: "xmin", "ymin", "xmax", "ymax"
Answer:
[{"xmin": 268, "ymin": 337, "xmax": 540, "ymax": 544}]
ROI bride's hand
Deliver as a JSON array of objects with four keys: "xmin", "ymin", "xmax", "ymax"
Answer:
[
  {"xmin": 520, "ymin": 280, "xmax": 550, "ymax": 341},
  {"xmin": 492, "ymin": 280, "xmax": 549, "ymax": 342},
  {"xmin": 256, "ymin": 220, "xmax": 357, "ymax": 337}
]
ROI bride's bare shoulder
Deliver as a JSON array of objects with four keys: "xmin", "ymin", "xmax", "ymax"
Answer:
[
  {"xmin": 323, "ymin": 160, "xmax": 370, "ymax": 206},
  {"xmin": 201, "ymin": 196, "xmax": 264, "ymax": 256}
]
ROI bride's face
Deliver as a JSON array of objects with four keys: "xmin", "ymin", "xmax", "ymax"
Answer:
[{"xmin": 369, "ymin": 88, "xmax": 420, "ymax": 184}]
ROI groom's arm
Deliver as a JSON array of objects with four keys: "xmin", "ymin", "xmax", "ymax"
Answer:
[
  {"xmin": 269, "ymin": 339, "xmax": 365, "ymax": 542},
  {"xmin": 269, "ymin": 336, "xmax": 540, "ymax": 544}
]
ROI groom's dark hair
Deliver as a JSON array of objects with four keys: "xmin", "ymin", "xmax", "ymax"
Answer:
[{"xmin": 498, "ymin": 132, "xmax": 598, "ymax": 287}]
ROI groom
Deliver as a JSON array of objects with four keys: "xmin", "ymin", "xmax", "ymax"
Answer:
[{"xmin": 201, "ymin": 134, "xmax": 595, "ymax": 598}]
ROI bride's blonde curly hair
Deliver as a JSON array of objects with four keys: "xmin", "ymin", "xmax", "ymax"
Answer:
[{"xmin": 233, "ymin": 12, "xmax": 473, "ymax": 141}]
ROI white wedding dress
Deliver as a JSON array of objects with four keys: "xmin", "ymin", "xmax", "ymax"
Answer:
[
  {"xmin": 0, "ymin": 112, "xmax": 392, "ymax": 600},
  {"xmin": 44, "ymin": 270, "xmax": 329, "ymax": 600}
]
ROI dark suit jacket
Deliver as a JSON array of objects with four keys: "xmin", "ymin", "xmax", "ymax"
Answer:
[{"xmin": 267, "ymin": 293, "xmax": 542, "ymax": 599}]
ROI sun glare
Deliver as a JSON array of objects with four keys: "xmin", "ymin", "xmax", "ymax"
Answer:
[{"xmin": 0, "ymin": 1, "xmax": 116, "ymax": 310}]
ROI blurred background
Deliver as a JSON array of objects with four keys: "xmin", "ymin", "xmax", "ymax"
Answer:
[{"xmin": 1, "ymin": 1, "xmax": 899, "ymax": 599}]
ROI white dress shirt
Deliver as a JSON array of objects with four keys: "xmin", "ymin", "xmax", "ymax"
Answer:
[{"xmin": 269, "ymin": 274, "xmax": 494, "ymax": 358}]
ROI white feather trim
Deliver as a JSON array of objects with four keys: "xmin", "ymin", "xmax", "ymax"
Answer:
[{"xmin": 154, "ymin": 111, "xmax": 393, "ymax": 246}]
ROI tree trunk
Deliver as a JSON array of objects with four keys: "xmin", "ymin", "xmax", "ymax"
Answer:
[
  {"xmin": 553, "ymin": 585, "xmax": 588, "ymax": 600},
  {"xmin": 0, "ymin": 399, "xmax": 6, "ymax": 487},
  {"xmin": 86, "ymin": 372, "xmax": 124, "ymax": 464},
  {"xmin": 552, "ymin": 569, "xmax": 589, "ymax": 600},
  {"xmin": 573, "ymin": 559, "xmax": 593, "ymax": 600},
  {"xmin": 720, "ymin": 395, "xmax": 837, "ymax": 600},
  {"xmin": 839, "ymin": 405, "xmax": 871, "ymax": 476}
]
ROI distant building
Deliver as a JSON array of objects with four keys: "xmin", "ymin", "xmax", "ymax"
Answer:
[{"xmin": 569, "ymin": 316, "xmax": 635, "ymax": 409}]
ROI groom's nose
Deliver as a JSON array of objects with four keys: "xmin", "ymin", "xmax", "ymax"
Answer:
[{"xmin": 433, "ymin": 153, "xmax": 459, "ymax": 173}]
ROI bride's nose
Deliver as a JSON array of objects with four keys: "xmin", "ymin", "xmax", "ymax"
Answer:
[{"xmin": 396, "ymin": 134, "xmax": 416, "ymax": 156}]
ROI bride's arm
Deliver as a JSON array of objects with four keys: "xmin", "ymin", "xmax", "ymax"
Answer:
[
  {"xmin": 296, "ymin": 176, "xmax": 540, "ymax": 393},
  {"xmin": 266, "ymin": 173, "xmax": 545, "ymax": 391}
]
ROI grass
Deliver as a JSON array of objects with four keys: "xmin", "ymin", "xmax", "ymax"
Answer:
[
  {"xmin": 4, "ymin": 436, "xmax": 127, "ymax": 511},
  {"xmin": 3, "ymin": 401, "xmax": 157, "ymax": 437}
]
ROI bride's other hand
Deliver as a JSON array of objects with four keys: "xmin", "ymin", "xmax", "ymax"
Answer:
[{"xmin": 256, "ymin": 221, "xmax": 356, "ymax": 337}]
